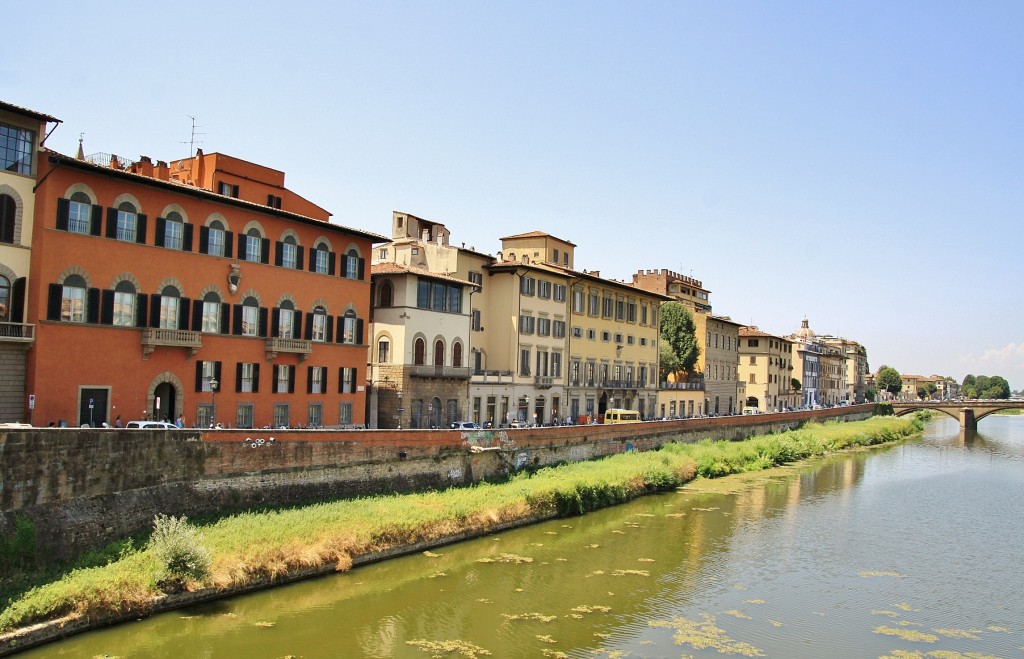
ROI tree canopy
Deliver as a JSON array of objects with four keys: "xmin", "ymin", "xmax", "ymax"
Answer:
[
  {"xmin": 876, "ymin": 365, "xmax": 903, "ymax": 396},
  {"xmin": 659, "ymin": 302, "xmax": 700, "ymax": 381},
  {"xmin": 960, "ymin": 374, "xmax": 1011, "ymax": 399}
]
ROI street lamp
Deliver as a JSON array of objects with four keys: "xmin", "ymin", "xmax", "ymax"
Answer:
[{"xmin": 209, "ymin": 377, "xmax": 219, "ymax": 427}]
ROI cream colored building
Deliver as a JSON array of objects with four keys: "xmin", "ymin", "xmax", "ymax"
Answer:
[
  {"xmin": 821, "ymin": 334, "xmax": 869, "ymax": 403},
  {"xmin": 738, "ymin": 326, "xmax": 799, "ymax": 412},
  {"xmin": 790, "ymin": 317, "xmax": 848, "ymax": 407},
  {"xmin": 1, "ymin": 100, "xmax": 60, "ymax": 423},
  {"xmin": 699, "ymin": 314, "xmax": 742, "ymax": 415}
]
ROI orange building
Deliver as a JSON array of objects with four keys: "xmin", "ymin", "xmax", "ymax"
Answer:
[{"xmin": 26, "ymin": 147, "xmax": 384, "ymax": 428}]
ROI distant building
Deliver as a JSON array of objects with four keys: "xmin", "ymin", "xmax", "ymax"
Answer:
[
  {"xmin": 789, "ymin": 317, "xmax": 847, "ymax": 407},
  {"xmin": 738, "ymin": 326, "xmax": 799, "ymax": 412}
]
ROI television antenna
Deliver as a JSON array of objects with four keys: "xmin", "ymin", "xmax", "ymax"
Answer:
[{"xmin": 182, "ymin": 115, "xmax": 204, "ymax": 157}]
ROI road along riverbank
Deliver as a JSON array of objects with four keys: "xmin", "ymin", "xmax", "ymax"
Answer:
[{"xmin": 0, "ymin": 415, "xmax": 921, "ymax": 656}]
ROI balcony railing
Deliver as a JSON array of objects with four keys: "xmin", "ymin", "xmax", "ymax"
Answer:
[
  {"xmin": 534, "ymin": 375, "xmax": 555, "ymax": 388},
  {"xmin": 141, "ymin": 328, "xmax": 202, "ymax": 358},
  {"xmin": 408, "ymin": 365, "xmax": 471, "ymax": 379},
  {"xmin": 266, "ymin": 337, "xmax": 312, "ymax": 362},
  {"xmin": 660, "ymin": 381, "xmax": 706, "ymax": 391},
  {"xmin": 0, "ymin": 322, "xmax": 34, "ymax": 344}
]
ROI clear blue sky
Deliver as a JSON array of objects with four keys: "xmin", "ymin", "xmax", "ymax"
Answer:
[{"xmin": 7, "ymin": 1, "xmax": 1023, "ymax": 389}]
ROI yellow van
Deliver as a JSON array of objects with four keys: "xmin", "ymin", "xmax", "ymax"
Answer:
[{"xmin": 603, "ymin": 409, "xmax": 641, "ymax": 424}]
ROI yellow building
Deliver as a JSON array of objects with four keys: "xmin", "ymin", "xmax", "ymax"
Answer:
[{"xmin": 738, "ymin": 326, "xmax": 799, "ymax": 412}]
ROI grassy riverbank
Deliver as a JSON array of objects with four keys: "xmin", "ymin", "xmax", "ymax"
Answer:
[{"xmin": 0, "ymin": 415, "xmax": 920, "ymax": 637}]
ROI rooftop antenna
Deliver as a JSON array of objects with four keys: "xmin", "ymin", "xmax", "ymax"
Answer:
[{"xmin": 181, "ymin": 115, "xmax": 204, "ymax": 158}]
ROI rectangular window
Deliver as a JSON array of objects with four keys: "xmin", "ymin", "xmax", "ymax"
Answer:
[
  {"xmin": 242, "ymin": 305, "xmax": 258, "ymax": 336},
  {"xmin": 377, "ymin": 339, "xmax": 390, "ymax": 363},
  {"xmin": 417, "ymin": 280, "xmax": 431, "ymax": 308},
  {"xmin": 520, "ymin": 277, "xmax": 536, "ymax": 296},
  {"xmin": 200, "ymin": 361, "xmax": 217, "ymax": 392},
  {"xmin": 602, "ymin": 296, "xmax": 613, "ymax": 318},
  {"xmin": 276, "ymin": 365, "xmax": 293, "ymax": 393},
  {"xmin": 342, "ymin": 315, "xmax": 357, "ymax": 344},
  {"xmin": 0, "ymin": 122, "xmax": 35, "ymax": 175},
  {"xmin": 112, "ymin": 290, "xmax": 135, "ymax": 327},
  {"xmin": 553, "ymin": 284, "xmax": 566, "ymax": 302},
  {"xmin": 551, "ymin": 352, "xmax": 562, "ymax": 377},
  {"xmin": 202, "ymin": 300, "xmax": 220, "ymax": 333},
  {"xmin": 627, "ymin": 301, "xmax": 637, "ymax": 323},
  {"xmin": 314, "ymin": 249, "xmax": 329, "ymax": 274},
  {"xmin": 553, "ymin": 319, "xmax": 566, "ymax": 338},
  {"xmin": 273, "ymin": 403, "xmax": 289, "ymax": 427},
  {"xmin": 469, "ymin": 271, "xmax": 483, "ymax": 290},
  {"xmin": 571, "ymin": 360, "xmax": 580, "ymax": 385},
  {"xmin": 208, "ymin": 226, "xmax": 225, "ymax": 257},
  {"xmin": 62, "ymin": 285, "xmax": 85, "ymax": 322},
  {"xmin": 310, "ymin": 366, "xmax": 325, "ymax": 394},
  {"xmin": 339, "ymin": 402, "xmax": 353, "ymax": 425},
  {"xmin": 340, "ymin": 367, "xmax": 356, "ymax": 393},
  {"xmin": 240, "ymin": 363, "xmax": 257, "ymax": 393},
  {"xmin": 245, "ymin": 234, "xmax": 261, "ymax": 262},
  {"xmin": 471, "ymin": 309, "xmax": 482, "ymax": 331},
  {"xmin": 116, "ymin": 210, "xmax": 136, "ymax": 242},
  {"xmin": 588, "ymin": 292, "xmax": 599, "ymax": 316},
  {"xmin": 614, "ymin": 332, "xmax": 623, "ymax": 344},
  {"xmin": 519, "ymin": 314, "xmax": 535, "ymax": 335},
  {"xmin": 587, "ymin": 328, "xmax": 596, "ymax": 340},
  {"xmin": 520, "ymin": 348, "xmax": 531, "ymax": 376},
  {"xmin": 164, "ymin": 219, "xmax": 183, "ymax": 250},
  {"xmin": 312, "ymin": 313, "xmax": 327, "ymax": 342},
  {"xmin": 159, "ymin": 296, "xmax": 179, "ymax": 330},
  {"xmin": 278, "ymin": 308, "xmax": 294, "ymax": 338},
  {"xmin": 236, "ymin": 403, "xmax": 254, "ymax": 429},
  {"xmin": 537, "ymin": 317, "xmax": 551, "ymax": 336},
  {"xmin": 68, "ymin": 199, "xmax": 91, "ymax": 234},
  {"xmin": 571, "ymin": 326, "xmax": 582, "ymax": 338},
  {"xmin": 601, "ymin": 330, "xmax": 611, "ymax": 342},
  {"xmin": 218, "ymin": 182, "xmax": 239, "ymax": 198},
  {"xmin": 616, "ymin": 299, "xmax": 625, "ymax": 321},
  {"xmin": 538, "ymin": 280, "xmax": 551, "ymax": 299},
  {"xmin": 267, "ymin": 194, "xmax": 282, "ymax": 209},
  {"xmin": 573, "ymin": 289, "xmax": 585, "ymax": 313},
  {"xmin": 641, "ymin": 304, "xmax": 648, "ymax": 324},
  {"xmin": 282, "ymin": 242, "xmax": 297, "ymax": 269},
  {"xmin": 308, "ymin": 403, "xmax": 323, "ymax": 427}
]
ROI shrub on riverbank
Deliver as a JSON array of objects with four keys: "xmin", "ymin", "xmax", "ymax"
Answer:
[{"xmin": 0, "ymin": 416, "xmax": 919, "ymax": 635}]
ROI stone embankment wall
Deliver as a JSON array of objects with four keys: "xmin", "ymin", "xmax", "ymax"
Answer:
[{"xmin": 0, "ymin": 406, "xmax": 871, "ymax": 562}]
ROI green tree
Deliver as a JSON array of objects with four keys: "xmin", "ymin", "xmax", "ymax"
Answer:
[
  {"xmin": 961, "ymin": 374, "xmax": 977, "ymax": 398},
  {"xmin": 659, "ymin": 302, "xmax": 700, "ymax": 380},
  {"xmin": 791, "ymin": 378, "xmax": 802, "ymax": 392},
  {"xmin": 877, "ymin": 365, "xmax": 903, "ymax": 397},
  {"xmin": 980, "ymin": 375, "xmax": 1011, "ymax": 399}
]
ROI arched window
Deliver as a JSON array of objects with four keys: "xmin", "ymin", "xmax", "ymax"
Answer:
[
  {"xmin": 0, "ymin": 274, "xmax": 11, "ymax": 321},
  {"xmin": 345, "ymin": 248, "xmax": 360, "ymax": 279},
  {"xmin": 159, "ymin": 285, "xmax": 180, "ymax": 329},
  {"xmin": 113, "ymin": 280, "xmax": 136, "ymax": 327},
  {"xmin": 311, "ymin": 305, "xmax": 328, "ymax": 342},
  {"xmin": 245, "ymin": 228, "xmax": 263, "ymax": 262},
  {"xmin": 377, "ymin": 337, "xmax": 390, "ymax": 363},
  {"xmin": 68, "ymin": 192, "xmax": 91, "ymax": 234},
  {"xmin": 378, "ymin": 280, "xmax": 393, "ymax": 307},
  {"xmin": 312, "ymin": 240, "xmax": 331, "ymax": 274},
  {"xmin": 0, "ymin": 194, "xmax": 15, "ymax": 244},
  {"xmin": 241, "ymin": 296, "xmax": 259, "ymax": 336},
  {"xmin": 414, "ymin": 337, "xmax": 425, "ymax": 365},
  {"xmin": 116, "ymin": 202, "xmax": 137, "ymax": 242},
  {"xmin": 434, "ymin": 340, "xmax": 445, "ymax": 367},
  {"xmin": 277, "ymin": 299, "xmax": 295, "ymax": 338},
  {"xmin": 163, "ymin": 211, "xmax": 184, "ymax": 250},
  {"xmin": 62, "ymin": 274, "xmax": 87, "ymax": 322},
  {"xmin": 202, "ymin": 291, "xmax": 221, "ymax": 333},
  {"xmin": 281, "ymin": 235, "xmax": 298, "ymax": 269},
  {"xmin": 208, "ymin": 219, "xmax": 226, "ymax": 257},
  {"xmin": 452, "ymin": 341, "xmax": 463, "ymax": 368}
]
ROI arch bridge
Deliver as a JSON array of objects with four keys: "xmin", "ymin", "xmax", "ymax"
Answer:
[{"xmin": 890, "ymin": 400, "xmax": 1024, "ymax": 431}]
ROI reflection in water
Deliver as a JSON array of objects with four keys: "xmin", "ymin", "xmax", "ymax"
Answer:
[{"xmin": 23, "ymin": 416, "xmax": 1024, "ymax": 658}]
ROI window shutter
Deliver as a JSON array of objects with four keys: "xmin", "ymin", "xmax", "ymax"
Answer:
[
  {"xmin": 100, "ymin": 289, "xmax": 114, "ymax": 325},
  {"xmin": 90, "ymin": 205, "xmax": 103, "ymax": 236},
  {"xmin": 308, "ymin": 248, "xmax": 317, "ymax": 272},
  {"xmin": 191, "ymin": 301, "xmax": 203, "ymax": 331},
  {"xmin": 214, "ymin": 361, "xmax": 222, "ymax": 383},
  {"xmin": 288, "ymin": 366, "xmax": 295, "ymax": 393},
  {"xmin": 325, "ymin": 316, "xmax": 334, "ymax": 342},
  {"xmin": 271, "ymin": 308, "xmax": 280, "ymax": 337},
  {"xmin": 195, "ymin": 361, "xmax": 204, "ymax": 392},
  {"xmin": 56, "ymin": 198, "xmax": 70, "ymax": 231},
  {"xmin": 234, "ymin": 363, "xmax": 242, "ymax": 392},
  {"xmin": 220, "ymin": 303, "xmax": 231, "ymax": 334},
  {"xmin": 296, "ymin": 247, "xmax": 304, "ymax": 270},
  {"xmin": 183, "ymin": 223, "xmax": 194, "ymax": 252},
  {"xmin": 46, "ymin": 283, "xmax": 63, "ymax": 320},
  {"xmin": 356, "ymin": 319, "xmax": 364, "ymax": 344},
  {"xmin": 149, "ymin": 295, "xmax": 160, "ymax": 327},
  {"xmin": 237, "ymin": 235, "xmax": 246, "ymax": 259},
  {"xmin": 357, "ymin": 258, "xmax": 365, "ymax": 280},
  {"xmin": 258, "ymin": 307, "xmax": 269, "ymax": 337},
  {"xmin": 155, "ymin": 218, "xmax": 166, "ymax": 247},
  {"xmin": 253, "ymin": 363, "xmax": 260, "ymax": 392},
  {"xmin": 232, "ymin": 305, "xmax": 243, "ymax": 335},
  {"xmin": 321, "ymin": 367, "xmax": 328, "ymax": 393},
  {"xmin": 260, "ymin": 238, "xmax": 270, "ymax": 264},
  {"xmin": 328, "ymin": 252, "xmax": 336, "ymax": 276},
  {"xmin": 105, "ymin": 207, "xmax": 118, "ymax": 238},
  {"xmin": 224, "ymin": 231, "xmax": 234, "ymax": 257},
  {"xmin": 178, "ymin": 298, "xmax": 191, "ymax": 330},
  {"xmin": 293, "ymin": 313, "xmax": 302, "ymax": 339},
  {"xmin": 306, "ymin": 366, "xmax": 313, "ymax": 394},
  {"xmin": 274, "ymin": 241, "xmax": 284, "ymax": 266},
  {"xmin": 304, "ymin": 313, "xmax": 313, "ymax": 340},
  {"xmin": 136, "ymin": 294, "xmax": 148, "ymax": 327},
  {"xmin": 339, "ymin": 254, "xmax": 349, "ymax": 278},
  {"xmin": 198, "ymin": 226, "xmax": 209, "ymax": 253},
  {"xmin": 86, "ymin": 288, "xmax": 100, "ymax": 323},
  {"xmin": 136, "ymin": 214, "xmax": 147, "ymax": 244},
  {"xmin": 338, "ymin": 367, "xmax": 344, "ymax": 393},
  {"xmin": 10, "ymin": 277, "xmax": 24, "ymax": 323}
]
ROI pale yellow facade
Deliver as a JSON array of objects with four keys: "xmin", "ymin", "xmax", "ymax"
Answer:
[{"xmin": 738, "ymin": 327, "xmax": 800, "ymax": 412}]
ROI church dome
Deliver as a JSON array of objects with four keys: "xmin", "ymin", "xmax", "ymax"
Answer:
[{"xmin": 795, "ymin": 316, "xmax": 815, "ymax": 341}]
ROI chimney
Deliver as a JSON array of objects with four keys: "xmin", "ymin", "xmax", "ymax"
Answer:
[{"xmin": 134, "ymin": 155, "xmax": 154, "ymax": 177}]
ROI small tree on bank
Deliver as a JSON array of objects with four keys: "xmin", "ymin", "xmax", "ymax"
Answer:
[
  {"xmin": 659, "ymin": 302, "xmax": 700, "ymax": 382},
  {"xmin": 147, "ymin": 514, "xmax": 211, "ymax": 592},
  {"xmin": 876, "ymin": 366, "xmax": 903, "ymax": 398}
]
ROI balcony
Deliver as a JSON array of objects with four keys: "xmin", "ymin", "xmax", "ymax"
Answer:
[
  {"xmin": 471, "ymin": 369, "xmax": 514, "ymax": 383},
  {"xmin": 660, "ymin": 381, "xmax": 706, "ymax": 391},
  {"xmin": 266, "ymin": 337, "xmax": 312, "ymax": 362},
  {"xmin": 534, "ymin": 375, "xmax": 555, "ymax": 389},
  {"xmin": 0, "ymin": 322, "xmax": 34, "ymax": 345},
  {"xmin": 141, "ymin": 328, "xmax": 202, "ymax": 358},
  {"xmin": 408, "ymin": 365, "xmax": 470, "ymax": 380}
]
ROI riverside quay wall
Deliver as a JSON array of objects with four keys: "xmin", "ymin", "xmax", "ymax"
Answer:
[{"xmin": 1, "ymin": 406, "xmax": 872, "ymax": 562}]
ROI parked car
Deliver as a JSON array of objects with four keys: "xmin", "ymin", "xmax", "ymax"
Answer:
[
  {"xmin": 450, "ymin": 421, "xmax": 481, "ymax": 430},
  {"xmin": 124, "ymin": 421, "xmax": 178, "ymax": 429}
]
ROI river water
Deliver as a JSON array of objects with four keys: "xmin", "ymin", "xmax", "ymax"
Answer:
[{"xmin": 28, "ymin": 416, "xmax": 1024, "ymax": 658}]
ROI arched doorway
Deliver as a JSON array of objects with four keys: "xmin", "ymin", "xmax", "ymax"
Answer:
[{"xmin": 153, "ymin": 382, "xmax": 177, "ymax": 423}]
